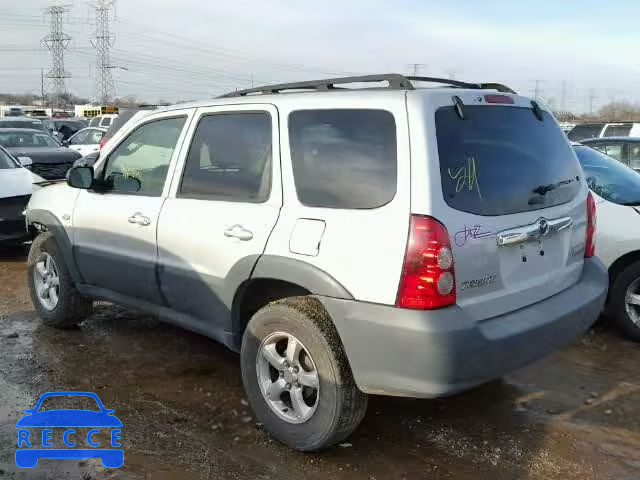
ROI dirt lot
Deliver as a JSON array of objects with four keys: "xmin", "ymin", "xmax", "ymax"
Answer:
[{"xmin": 1, "ymin": 247, "xmax": 640, "ymax": 479}]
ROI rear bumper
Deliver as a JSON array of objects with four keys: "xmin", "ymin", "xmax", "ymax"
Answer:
[{"xmin": 318, "ymin": 258, "xmax": 608, "ymax": 398}]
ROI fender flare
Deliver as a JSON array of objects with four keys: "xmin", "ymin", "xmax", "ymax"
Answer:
[
  {"xmin": 26, "ymin": 209, "xmax": 83, "ymax": 284},
  {"xmin": 250, "ymin": 255, "xmax": 353, "ymax": 299}
]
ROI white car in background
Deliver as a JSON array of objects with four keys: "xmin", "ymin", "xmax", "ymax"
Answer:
[
  {"xmin": 88, "ymin": 114, "xmax": 118, "ymax": 129},
  {"xmin": 64, "ymin": 127, "xmax": 107, "ymax": 157},
  {"xmin": 574, "ymin": 143, "xmax": 640, "ymax": 341},
  {"xmin": 0, "ymin": 146, "xmax": 43, "ymax": 244}
]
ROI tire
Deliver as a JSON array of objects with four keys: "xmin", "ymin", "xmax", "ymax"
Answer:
[
  {"xmin": 241, "ymin": 297, "xmax": 368, "ymax": 451},
  {"xmin": 608, "ymin": 261, "xmax": 640, "ymax": 342},
  {"xmin": 27, "ymin": 232, "xmax": 93, "ymax": 328}
]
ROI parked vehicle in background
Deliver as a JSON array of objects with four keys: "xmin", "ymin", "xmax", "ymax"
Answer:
[
  {"xmin": 0, "ymin": 128, "xmax": 81, "ymax": 180},
  {"xmin": 4, "ymin": 106, "xmax": 24, "ymax": 117},
  {"xmin": 99, "ymin": 108, "xmax": 156, "ymax": 150},
  {"xmin": 88, "ymin": 114, "xmax": 118, "ymax": 129},
  {"xmin": 44, "ymin": 119, "xmax": 88, "ymax": 142},
  {"xmin": 0, "ymin": 145, "xmax": 44, "ymax": 244},
  {"xmin": 567, "ymin": 123, "xmax": 606, "ymax": 141},
  {"xmin": 26, "ymin": 110, "xmax": 48, "ymax": 118},
  {"xmin": 568, "ymin": 122, "xmax": 640, "ymax": 141},
  {"xmin": 573, "ymin": 143, "xmax": 640, "ymax": 341},
  {"xmin": 559, "ymin": 121, "xmax": 576, "ymax": 133},
  {"xmin": 0, "ymin": 117, "xmax": 49, "ymax": 134},
  {"xmin": 64, "ymin": 127, "xmax": 107, "ymax": 157},
  {"xmin": 25, "ymin": 74, "xmax": 607, "ymax": 451},
  {"xmin": 581, "ymin": 137, "xmax": 640, "ymax": 171}
]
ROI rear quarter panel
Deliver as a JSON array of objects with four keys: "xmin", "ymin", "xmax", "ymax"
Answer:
[{"xmin": 264, "ymin": 92, "xmax": 411, "ymax": 304}]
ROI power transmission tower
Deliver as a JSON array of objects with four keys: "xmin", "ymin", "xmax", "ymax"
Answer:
[
  {"xmin": 91, "ymin": 0, "xmax": 117, "ymax": 104},
  {"xmin": 445, "ymin": 68, "xmax": 461, "ymax": 80},
  {"xmin": 42, "ymin": 5, "xmax": 72, "ymax": 109},
  {"xmin": 588, "ymin": 89, "xmax": 598, "ymax": 116},
  {"xmin": 532, "ymin": 80, "xmax": 543, "ymax": 101},
  {"xmin": 406, "ymin": 63, "xmax": 428, "ymax": 76},
  {"xmin": 560, "ymin": 80, "xmax": 567, "ymax": 112}
]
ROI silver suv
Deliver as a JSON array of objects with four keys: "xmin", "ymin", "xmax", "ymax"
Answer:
[{"xmin": 25, "ymin": 74, "xmax": 608, "ymax": 451}]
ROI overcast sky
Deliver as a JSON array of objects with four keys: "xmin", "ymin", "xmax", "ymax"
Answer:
[{"xmin": 1, "ymin": 0, "xmax": 638, "ymax": 112}]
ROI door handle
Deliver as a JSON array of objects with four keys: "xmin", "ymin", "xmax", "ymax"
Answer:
[
  {"xmin": 128, "ymin": 212, "xmax": 151, "ymax": 227},
  {"xmin": 224, "ymin": 225, "xmax": 253, "ymax": 241}
]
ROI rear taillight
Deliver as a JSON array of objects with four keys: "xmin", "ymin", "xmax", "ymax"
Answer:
[
  {"xmin": 99, "ymin": 137, "xmax": 108, "ymax": 150},
  {"xmin": 585, "ymin": 192, "xmax": 596, "ymax": 258},
  {"xmin": 397, "ymin": 215, "xmax": 456, "ymax": 310}
]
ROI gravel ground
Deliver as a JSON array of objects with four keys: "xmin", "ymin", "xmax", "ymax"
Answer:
[{"xmin": 1, "ymin": 247, "xmax": 640, "ymax": 479}]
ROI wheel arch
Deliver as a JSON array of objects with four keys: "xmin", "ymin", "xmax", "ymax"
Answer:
[
  {"xmin": 230, "ymin": 255, "xmax": 353, "ymax": 350},
  {"xmin": 26, "ymin": 209, "xmax": 83, "ymax": 284}
]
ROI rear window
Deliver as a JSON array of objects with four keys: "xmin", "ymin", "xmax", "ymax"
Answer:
[
  {"xmin": 289, "ymin": 109, "xmax": 397, "ymax": 209},
  {"xmin": 435, "ymin": 105, "xmax": 581, "ymax": 216},
  {"xmin": 567, "ymin": 124, "xmax": 604, "ymax": 141},
  {"xmin": 602, "ymin": 124, "xmax": 633, "ymax": 137}
]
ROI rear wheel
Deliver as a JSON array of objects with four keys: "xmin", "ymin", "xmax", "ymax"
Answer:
[
  {"xmin": 241, "ymin": 297, "xmax": 368, "ymax": 451},
  {"xmin": 608, "ymin": 261, "xmax": 640, "ymax": 342},
  {"xmin": 27, "ymin": 232, "xmax": 93, "ymax": 328}
]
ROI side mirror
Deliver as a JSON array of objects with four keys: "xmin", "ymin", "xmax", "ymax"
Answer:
[
  {"xmin": 66, "ymin": 166, "xmax": 94, "ymax": 189},
  {"xmin": 62, "ymin": 139, "xmax": 70, "ymax": 147},
  {"xmin": 17, "ymin": 157, "xmax": 32, "ymax": 167}
]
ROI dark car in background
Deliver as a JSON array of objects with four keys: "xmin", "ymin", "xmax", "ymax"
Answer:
[
  {"xmin": 567, "ymin": 123, "xmax": 606, "ymax": 141},
  {"xmin": 581, "ymin": 137, "xmax": 640, "ymax": 171},
  {"xmin": 0, "ymin": 117, "xmax": 49, "ymax": 134},
  {"xmin": 43, "ymin": 118, "xmax": 88, "ymax": 142},
  {"xmin": 0, "ymin": 128, "xmax": 81, "ymax": 180}
]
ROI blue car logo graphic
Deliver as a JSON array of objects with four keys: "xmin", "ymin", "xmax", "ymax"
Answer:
[{"xmin": 16, "ymin": 391, "xmax": 123, "ymax": 469}]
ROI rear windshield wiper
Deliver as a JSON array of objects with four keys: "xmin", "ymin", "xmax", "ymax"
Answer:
[{"xmin": 532, "ymin": 178, "xmax": 575, "ymax": 196}]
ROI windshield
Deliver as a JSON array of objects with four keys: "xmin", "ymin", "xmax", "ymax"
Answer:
[
  {"xmin": 574, "ymin": 145, "xmax": 640, "ymax": 205},
  {"xmin": 567, "ymin": 124, "xmax": 604, "ymax": 141},
  {"xmin": 0, "ymin": 131, "xmax": 60, "ymax": 148},
  {"xmin": 0, "ymin": 148, "xmax": 16, "ymax": 169},
  {"xmin": 436, "ymin": 106, "xmax": 581, "ymax": 216}
]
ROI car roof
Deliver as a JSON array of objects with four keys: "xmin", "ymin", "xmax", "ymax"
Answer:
[
  {"xmin": 156, "ymin": 87, "xmax": 527, "ymax": 115},
  {"xmin": 582, "ymin": 137, "xmax": 640, "ymax": 143},
  {"xmin": 153, "ymin": 74, "xmax": 522, "ymax": 114},
  {"xmin": 0, "ymin": 116, "xmax": 42, "ymax": 123},
  {"xmin": 0, "ymin": 128, "xmax": 45, "ymax": 134}
]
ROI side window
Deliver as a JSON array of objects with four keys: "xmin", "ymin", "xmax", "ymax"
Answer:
[
  {"xmin": 101, "ymin": 117, "xmax": 113, "ymax": 128},
  {"xmin": 179, "ymin": 112, "xmax": 272, "ymax": 202},
  {"xmin": 289, "ymin": 109, "xmax": 397, "ymax": 209},
  {"xmin": 629, "ymin": 145, "xmax": 640, "ymax": 170},
  {"xmin": 103, "ymin": 116, "xmax": 186, "ymax": 196},
  {"xmin": 70, "ymin": 130, "xmax": 89, "ymax": 145},
  {"xmin": 604, "ymin": 144, "xmax": 623, "ymax": 162},
  {"xmin": 88, "ymin": 130, "xmax": 104, "ymax": 144}
]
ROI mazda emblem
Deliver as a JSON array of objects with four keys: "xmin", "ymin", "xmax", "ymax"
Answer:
[{"xmin": 538, "ymin": 219, "xmax": 550, "ymax": 235}]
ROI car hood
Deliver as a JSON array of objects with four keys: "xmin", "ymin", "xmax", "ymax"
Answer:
[
  {"xmin": 16, "ymin": 410, "xmax": 123, "ymax": 427},
  {"xmin": 6, "ymin": 147, "xmax": 82, "ymax": 164},
  {"xmin": 0, "ymin": 168, "xmax": 39, "ymax": 198}
]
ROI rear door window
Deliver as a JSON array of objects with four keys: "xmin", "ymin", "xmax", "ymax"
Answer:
[
  {"xmin": 289, "ymin": 109, "xmax": 397, "ymax": 209},
  {"xmin": 179, "ymin": 112, "xmax": 272, "ymax": 202},
  {"xmin": 435, "ymin": 106, "xmax": 581, "ymax": 216}
]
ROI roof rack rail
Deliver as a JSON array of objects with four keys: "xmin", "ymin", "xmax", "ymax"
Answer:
[{"xmin": 219, "ymin": 74, "xmax": 516, "ymax": 98}]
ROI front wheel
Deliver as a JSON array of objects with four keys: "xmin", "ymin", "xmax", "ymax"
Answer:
[
  {"xmin": 27, "ymin": 232, "xmax": 93, "ymax": 328},
  {"xmin": 608, "ymin": 261, "xmax": 640, "ymax": 342},
  {"xmin": 241, "ymin": 297, "xmax": 368, "ymax": 451}
]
